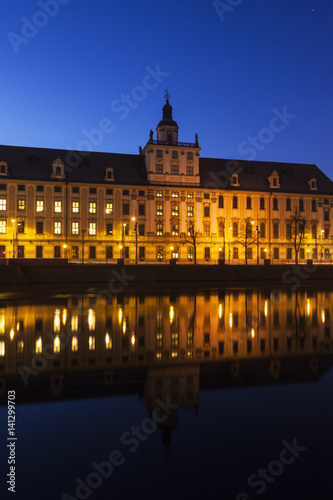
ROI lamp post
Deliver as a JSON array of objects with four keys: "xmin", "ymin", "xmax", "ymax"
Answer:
[
  {"xmin": 11, "ymin": 219, "xmax": 15, "ymax": 259},
  {"xmin": 81, "ymin": 229, "xmax": 85, "ymax": 264},
  {"xmin": 122, "ymin": 223, "xmax": 127, "ymax": 259},
  {"xmin": 228, "ymin": 226, "xmax": 232, "ymax": 264},
  {"xmin": 131, "ymin": 213, "xmax": 138, "ymax": 264},
  {"xmin": 321, "ymin": 229, "xmax": 324, "ymax": 262},
  {"xmin": 223, "ymin": 223, "xmax": 226, "ymax": 260},
  {"xmin": 256, "ymin": 216, "xmax": 260, "ymax": 264}
]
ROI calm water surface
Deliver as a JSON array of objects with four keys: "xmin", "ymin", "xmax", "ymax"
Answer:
[{"xmin": 0, "ymin": 284, "xmax": 332, "ymax": 500}]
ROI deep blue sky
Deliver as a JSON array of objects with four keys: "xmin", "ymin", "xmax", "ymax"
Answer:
[{"xmin": 1, "ymin": 0, "xmax": 333, "ymax": 178}]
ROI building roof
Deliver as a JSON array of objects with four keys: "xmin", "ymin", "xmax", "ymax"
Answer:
[{"xmin": 1, "ymin": 144, "xmax": 333, "ymax": 195}]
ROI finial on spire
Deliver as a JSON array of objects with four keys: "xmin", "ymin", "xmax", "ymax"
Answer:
[{"xmin": 164, "ymin": 89, "xmax": 171, "ymax": 100}]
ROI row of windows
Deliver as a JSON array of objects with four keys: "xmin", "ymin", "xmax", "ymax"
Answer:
[
  {"xmin": 156, "ymin": 150, "xmax": 193, "ymax": 160},
  {"xmin": 156, "ymin": 164, "xmax": 194, "ymax": 175},
  {"xmin": 221, "ymin": 195, "xmax": 321, "ymax": 212},
  {"xmin": 0, "ymin": 199, "xmax": 115, "ymax": 215}
]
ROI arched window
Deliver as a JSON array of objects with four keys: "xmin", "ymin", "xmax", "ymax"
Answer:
[
  {"xmin": 233, "ymin": 196, "xmax": 238, "ymax": 209},
  {"xmin": 273, "ymin": 198, "xmax": 278, "ymax": 210},
  {"xmin": 311, "ymin": 200, "xmax": 317, "ymax": 212},
  {"xmin": 260, "ymin": 197, "xmax": 265, "ymax": 210},
  {"xmin": 273, "ymin": 222, "xmax": 279, "ymax": 238},
  {"xmin": 286, "ymin": 198, "xmax": 291, "ymax": 211},
  {"xmin": 218, "ymin": 195, "xmax": 224, "ymax": 209},
  {"xmin": 260, "ymin": 223, "xmax": 265, "ymax": 238},
  {"xmin": 233, "ymin": 222, "xmax": 238, "ymax": 238},
  {"xmin": 218, "ymin": 221, "xmax": 224, "ymax": 237},
  {"xmin": 286, "ymin": 223, "xmax": 291, "ymax": 239},
  {"xmin": 312, "ymin": 224, "xmax": 317, "ymax": 239},
  {"xmin": 299, "ymin": 199, "xmax": 304, "ymax": 211},
  {"xmin": 246, "ymin": 197, "xmax": 252, "ymax": 210}
]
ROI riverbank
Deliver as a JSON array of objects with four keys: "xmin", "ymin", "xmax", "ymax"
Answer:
[{"xmin": 1, "ymin": 260, "xmax": 333, "ymax": 286}]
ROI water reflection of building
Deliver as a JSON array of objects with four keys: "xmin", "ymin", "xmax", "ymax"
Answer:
[{"xmin": 0, "ymin": 288, "xmax": 333, "ymax": 401}]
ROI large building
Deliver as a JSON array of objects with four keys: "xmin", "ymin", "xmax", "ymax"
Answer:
[{"xmin": 1, "ymin": 96, "xmax": 333, "ymax": 263}]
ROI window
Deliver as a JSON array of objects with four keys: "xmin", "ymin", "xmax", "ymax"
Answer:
[
  {"xmin": 260, "ymin": 248, "xmax": 266, "ymax": 259},
  {"xmin": 18, "ymin": 199, "xmax": 25, "ymax": 210},
  {"xmin": 187, "ymin": 206, "xmax": 193, "ymax": 217},
  {"xmin": 54, "ymin": 246, "xmax": 61, "ymax": 258},
  {"xmin": 233, "ymin": 247, "xmax": 238, "ymax": 259},
  {"xmin": 156, "ymin": 190, "xmax": 163, "ymax": 198},
  {"xmin": 0, "ymin": 221, "xmax": 6, "ymax": 233},
  {"xmin": 106, "ymin": 202, "xmax": 113, "ymax": 215},
  {"xmin": 204, "ymin": 206, "xmax": 210, "ymax": 217},
  {"xmin": 260, "ymin": 223, "xmax": 265, "ymax": 238},
  {"xmin": 106, "ymin": 223, "xmax": 113, "ymax": 235},
  {"xmin": 156, "ymin": 224, "xmax": 163, "ymax": 236},
  {"xmin": 0, "ymin": 199, "xmax": 6, "ymax": 211},
  {"xmin": 72, "ymin": 222, "xmax": 79, "ymax": 235},
  {"xmin": 89, "ymin": 202, "xmax": 96, "ymax": 214},
  {"xmin": 218, "ymin": 195, "xmax": 224, "ymax": 208},
  {"xmin": 18, "ymin": 185, "xmax": 25, "ymax": 191},
  {"xmin": 157, "ymin": 246, "xmax": 163, "ymax": 260},
  {"xmin": 71, "ymin": 201, "xmax": 79, "ymax": 213},
  {"xmin": 324, "ymin": 210, "xmax": 329, "ymax": 222},
  {"xmin": 54, "ymin": 186, "xmax": 61, "ymax": 193},
  {"xmin": 156, "ymin": 164, "xmax": 163, "ymax": 174},
  {"xmin": 260, "ymin": 197, "xmax": 265, "ymax": 210},
  {"xmin": 172, "ymin": 192, "xmax": 179, "ymax": 198},
  {"xmin": 17, "ymin": 246, "xmax": 24, "ymax": 258},
  {"xmin": 17, "ymin": 221, "xmax": 24, "ymax": 233},
  {"xmin": 90, "ymin": 188, "xmax": 97, "ymax": 195},
  {"xmin": 273, "ymin": 248, "xmax": 279, "ymax": 260},
  {"xmin": 138, "ymin": 224, "xmax": 145, "ymax": 236},
  {"xmin": 89, "ymin": 222, "xmax": 96, "ymax": 235},
  {"xmin": 54, "ymin": 222, "xmax": 61, "ymax": 235},
  {"xmin": 204, "ymin": 193, "xmax": 210, "ymax": 199},
  {"xmin": 124, "ymin": 247, "xmax": 129, "ymax": 258},
  {"xmin": 286, "ymin": 198, "xmax": 291, "ymax": 211},
  {"xmin": 187, "ymin": 192, "xmax": 193, "ymax": 199},
  {"xmin": 171, "ymin": 247, "xmax": 179, "ymax": 259},
  {"xmin": 187, "ymin": 166, "xmax": 193, "ymax": 176},
  {"xmin": 324, "ymin": 227, "xmax": 329, "ymax": 239},
  {"xmin": 286, "ymin": 223, "xmax": 291, "ymax": 239},
  {"xmin": 299, "ymin": 199, "xmax": 304, "ymax": 211},
  {"xmin": 156, "ymin": 204, "xmax": 163, "ymax": 216},
  {"xmin": 247, "ymin": 248, "xmax": 253, "ymax": 259},
  {"xmin": 273, "ymin": 198, "xmax": 278, "ymax": 210},
  {"xmin": 172, "ymin": 151, "xmax": 178, "ymax": 159},
  {"xmin": 312, "ymin": 200, "xmax": 317, "ymax": 212},
  {"xmin": 171, "ymin": 165, "xmax": 179, "ymax": 175},
  {"xmin": 287, "ymin": 248, "xmax": 293, "ymax": 260},
  {"xmin": 138, "ymin": 204, "xmax": 145, "ymax": 216},
  {"xmin": 311, "ymin": 224, "xmax": 316, "ymax": 239},
  {"xmin": 54, "ymin": 201, "xmax": 62, "ymax": 213},
  {"xmin": 36, "ymin": 246, "xmax": 43, "ymax": 258},
  {"xmin": 246, "ymin": 197, "xmax": 252, "ymax": 210},
  {"xmin": 106, "ymin": 246, "xmax": 113, "ymax": 259},
  {"xmin": 89, "ymin": 246, "xmax": 96, "ymax": 259},
  {"xmin": 203, "ymin": 224, "xmax": 210, "ymax": 237},
  {"xmin": 172, "ymin": 205, "xmax": 179, "ymax": 216},
  {"xmin": 324, "ymin": 198, "xmax": 329, "ymax": 205},
  {"xmin": 204, "ymin": 247, "xmax": 210, "ymax": 260},
  {"xmin": 233, "ymin": 222, "xmax": 238, "ymax": 238},
  {"xmin": 218, "ymin": 221, "xmax": 224, "ymax": 237},
  {"xmin": 187, "ymin": 152, "xmax": 193, "ymax": 160},
  {"xmin": 0, "ymin": 184, "xmax": 6, "ymax": 191},
  {"xmin": 122, "ymin": 203, "xmax": 129, "ymax": 215},
  {"xmin": 273, "ymin": 222, "xmax": 279, "ymax": 238},
  {"xmin": 36, "ymin": 200, "xmax": 44, "ymax": 212},
  {"xmin": 36, "ymin": 221, "xmax": 43, "ymax": 234},
  {"xmin": 188, "ymin": 246, "xmax": 194, "ymax": 260},
  {"xmin": 313, "ymin": 248, "xmax": 317, "ymax": 259},
  {"xmin": 300, "ymin": 248, "xmax": 305, "ymax": 260},
  {"xmin": 106, "ymin": 189, "xmax": 113, "ymax": 195},
  {"xmin": 232, "ymin": 196, "xmax": 238, "ymax": 209},
  {"xmin": 139, "ymin": 247, "xmax": 145, "ymax": 260},
  {"xmin": 72, "ymin": 187, "xmax": 79, "ymax": 194},
  {"xmin": 72, "ymin": 246, "xmax": 79, "ymax": 259},
  {"xmin": 172, "ymin": 224, "xmax": 179, "ymax": 236},
  {"xmin": 156, "ymin": 150, "xmax": 163, "ymax": 158}
]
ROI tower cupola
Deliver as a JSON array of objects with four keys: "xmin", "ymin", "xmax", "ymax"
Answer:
[{"xmin": 156, "ymin": 91, "xmax": 179, "ymax": 144}]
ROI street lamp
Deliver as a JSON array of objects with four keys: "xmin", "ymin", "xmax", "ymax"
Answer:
[
  {"xmin": 11, "ymin": 219, "xmax": 15, "ymax": 259},
  {"xmin": 122, "ymin": 223, "xmax": 127, "ymax": 259}
]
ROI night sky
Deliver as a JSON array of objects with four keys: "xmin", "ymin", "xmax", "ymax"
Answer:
[{"xmin": 1, "ymin": 1, "xmax": 333, "ymax": 178}]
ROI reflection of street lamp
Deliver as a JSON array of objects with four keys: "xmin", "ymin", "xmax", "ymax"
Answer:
[
  {"xmin": 81, "ymin": 229, "xmax": 85, "ymax": 264},
  {"xmin": 122, "ymin": 223, "xmax": 127, "ymax": 258},
  {"xmin": 228, "ymin": 226, "xmax": 232, "ymax": 264},
  {"xmin": 131, "ymin": 215, "xmax": 138, "ymax": 264},
  {"xmin": 11, "ymin": 219, "xmax": 15, "ymax": 259},
  {"xmin": 170, "ymin": 246, "xmax": 174, "ymax": 259},
  {"xmin": 63, "ymin": 244, "xmax": 67, "ymax": 259},
  {"xmin": 321, "ymin": 229, "xmax": 324, "ymax": 262}
]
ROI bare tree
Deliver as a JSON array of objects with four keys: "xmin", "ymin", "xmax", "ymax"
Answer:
[
  {"xmin": 287, "ymin": 209, "xmax": 308, "ymax": 265},
  {"xmin": 185, "ymin": 222, "xmax": 200, "ymax": 264},
  {"xmin": 234, "ymin": 219, "xmax": 256, "ymax": 264}
]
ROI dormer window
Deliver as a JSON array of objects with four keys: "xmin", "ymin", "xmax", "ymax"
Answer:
[
  {"xmin": 230, "ymin": 174, "xmax": 239, "ymax": 187},
  {"xmin": 308, "ymin": 178, "xmax": 317, "ymax": 190},
  {"xmin": 104, "ymin": 167, "xmax": 115, "ymax": 182},
  {"xmin": 268, "ymin": 170, "xmax": 280, "ymax": 189},
  {"xmin": 51, "ymin": 158, "xmax": 65, "ymax": 179},
  {"xmin": 0, "ymin": 162, "xmax": 8, "ymax": 176}
]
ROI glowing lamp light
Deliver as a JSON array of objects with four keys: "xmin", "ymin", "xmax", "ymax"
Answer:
[
  {"xmin": 218, "ymin": 304, "xmax": 223, "ymax": 319},
  {"xmin": 229, "ymin": 313, "xmax": 233, "ymax": 328},
  {"xmin": 9, "ymin": 329, "xmax": 14, "ymax": 340},
  {"xmin": 264, "ymin": 300, "xmax": 268, "ymax": 317},
  {"xmin": 306, "ymin": 299, "xmax": 310, "ymax": 316},
  {"xmin": 131, "ymin": 333, "xmax": 136, "ymax": 346},
  {"xmin": 118, "ymin": 308, "xmax": 123, "ymax": 325},
  {"xmin": 62, "ymin": 308, "xmax": 67, "ymax": 325},
  {"xmin": 321, "ymin": 310, "xmax": 325, "ymax": 324},
  {"xmin": 122, "ymin": 319, "xmax": 127, "ymax": 334},
  {"xmin": 169, "ymin": 305, "xmax": 174, "ymax": 323},
  {"xmin": 251, "ymin": 329, "xmax": 255, "ymax": 338}
]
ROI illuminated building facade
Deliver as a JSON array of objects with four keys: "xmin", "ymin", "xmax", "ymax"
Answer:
[{"xmin": 1, "ymin": 96, "xmax": 333, "ymax": 263}]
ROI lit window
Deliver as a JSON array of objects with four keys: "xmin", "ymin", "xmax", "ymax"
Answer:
[
  {"xmin": 0, "ymin": 221, "xmax": 6, "ymax": 233},
  {"xmin": 172, "ymin": 192, "xmax": 179, "ymax": 198},
  {"xmin": 72, "ymin": 201, "xmax": 79, "ymax": 213},
  {"xmin": 204, "ymin": 224, "xmax": 210, "ymax": 237},
  {"xmin": 35, "ymin": 337, "xmax": 42, "ymax": 354},
  {"xmin": 89, "ymin": 222, "xmax": 96, "ymax": 235},
  {"xmin": 53, "ymin": 336, "xmax": 60, "ymax": 353},
  {"xmin": 187, "ymin": 206, "xmax": 193, "ymax": 217},
  {"xmin": 172, "ymin": 224, "xmax": 179, "ymax": 236},
  {"xmin": 17, "ymin": 340, "xmax": 24, "ymax": 354},
  {"xmin": 156, "ymin": 205, "xmax": 163, "ymax": 216},
  {"xmin": 71, "ymin": 222, "xmax": 79, "ymax": 235},
  {"xmin": 172, "ymin": 205, "xmax": 179, "ymax": 216},
  {"xmin": 71, "ymin": 313, "xmax": 78, "ymax": 332},
  {"xmin": 71, "ymin": 336, "xmax": 78, "ymax": 352},
  {"xmin": 54, "ymin": 309, "xmax": 61, "ymax": 332},
  {"xmin": 54, "ymin": 222, "xmax": 61, "ymax": 235},
  {"xmin": 188, "ymin": 246, "xmax": 194, "ymax": 259},
  {"xmin": 106, "ymin": 202, "xmax": 113, "ymax": 214},
  {"xmin": 156, "ymin": 190, "xmax": 163, "ymax": 198},
  {"xmin": 156, "ymin": 224, "xmax": 163, "ymax": 236},
  {"xmin": 0, "ymin": 199, "xmax": 6, "ymax": 211},
  {"xmin": 89, "ymin": 202, "xmax": 96, "ymax": 214},
  {"xmin": 54, "ymin": 201, "xmax": 62, "ymax": 213},
  {"xmin": 17, "ymin": 199, "xmax": 25, "ymax": 210},
  {"xmin": 36, "ymin": 200, "xmax": 44, "ymax": 212},
  {"xmin": 89, "ymin": 336, "xmax": 95, "ymax": 351},
  {"xmin": 88, "ymin": 309, "xmax": 95, "ymax": 330},
  {"xmin": 187, "ymin": 192, "xmax": 193, "ymax": 198}
]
